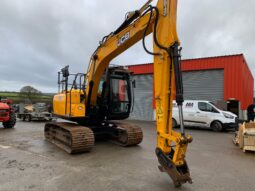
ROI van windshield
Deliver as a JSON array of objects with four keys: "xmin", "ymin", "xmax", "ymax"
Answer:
[{"xmin": 209, "ymin": 102, "xmax": 226, "ymax": 111}]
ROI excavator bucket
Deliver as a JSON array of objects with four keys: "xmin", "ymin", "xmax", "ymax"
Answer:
[{"xmin": 155, "ymin": 148, "xmax": 192, "ymax": 188}]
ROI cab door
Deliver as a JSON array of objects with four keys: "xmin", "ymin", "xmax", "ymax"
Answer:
[
  {"xmin": 108, "ymin": 75, "xmax": 132, "ymax": 120},
  {"xmin": 196, "ymin": 102, "xmax": 219, "ymax": 127}
]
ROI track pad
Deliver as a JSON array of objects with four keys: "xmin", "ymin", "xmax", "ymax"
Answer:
[{"xmin": 155, "ymin": 148, "xmax": 192, "ymax": 187}]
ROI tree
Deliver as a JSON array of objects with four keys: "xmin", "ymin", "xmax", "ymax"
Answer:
[{"xmin": 20, "ymin": 86, "xmax": 42, "ymax": 102}]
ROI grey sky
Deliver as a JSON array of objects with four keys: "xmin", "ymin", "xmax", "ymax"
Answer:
[{"xmin": 0, "ymin": 0, "xmax": 254, "ymax": 93}]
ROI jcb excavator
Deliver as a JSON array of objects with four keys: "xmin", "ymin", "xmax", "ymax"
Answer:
[{"xmin": 45, "ymin": 0, "xmax": 192, "ymax": 187}]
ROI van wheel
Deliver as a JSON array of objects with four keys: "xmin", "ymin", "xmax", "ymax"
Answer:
[
  {"xmin": 211, "ymin": 121, "xmax": 223, "ymax": 132},
  {"xmin": 172, "ymin": 118, "xmax": 177, "ymax": 128}
]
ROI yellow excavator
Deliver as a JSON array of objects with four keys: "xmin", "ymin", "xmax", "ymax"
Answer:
[{"xmin": 44, "ymin": 0, "xmax": 192, "ymax": 187}]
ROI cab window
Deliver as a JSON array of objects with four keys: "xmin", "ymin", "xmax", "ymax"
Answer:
[
  {"xmin": 98, "ymin": 80, "xmax": 104, "ymax": 96},
  {"xmin": 110, "ymin": 78, "xmax": 129, "ymax": 113},
  {"xmin": 198, "ymin": 102, "xmax": 218, "ymax": 113}
]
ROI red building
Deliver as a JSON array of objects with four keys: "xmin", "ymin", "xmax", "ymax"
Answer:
[{"xmin": 128, "ymin": 54, "xmax": 254, "ymax": 120}]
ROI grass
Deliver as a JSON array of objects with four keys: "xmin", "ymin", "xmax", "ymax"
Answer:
[{"xmin": 0, "ymin": 91, "xmax": 54, "ymax": 104}]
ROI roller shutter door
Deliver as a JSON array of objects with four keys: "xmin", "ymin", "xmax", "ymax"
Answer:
[
  {"xmin": 129, "ymin": 75, "xmax": 153, "ymax": 121},
  {"xmin": 183, "ymin": 69, "xmax": 224, "ymax": 101}
]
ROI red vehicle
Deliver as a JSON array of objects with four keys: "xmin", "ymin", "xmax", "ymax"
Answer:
[{"xmin": 0, "ymin": 98, "xmax": 16, "ymax": 128}]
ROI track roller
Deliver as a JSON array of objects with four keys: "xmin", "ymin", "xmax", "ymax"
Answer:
[{"xmin": 114, "ymin": 122, "xmax": 143, "ymax": 146}]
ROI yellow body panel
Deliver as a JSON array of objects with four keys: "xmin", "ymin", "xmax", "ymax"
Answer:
[{"xmin": 53, "ymin": 90, "xmax": 85, "ymax": 117}]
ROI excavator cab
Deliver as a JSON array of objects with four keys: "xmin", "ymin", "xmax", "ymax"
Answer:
[{"xmin": 56, "ymin": 66, "xmax": 133, "ymax": 123}]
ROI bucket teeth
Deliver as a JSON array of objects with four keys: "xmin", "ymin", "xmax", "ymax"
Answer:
[{"xmin": 155, "ymin": 148, "xmax": 192, "ymax": 188}]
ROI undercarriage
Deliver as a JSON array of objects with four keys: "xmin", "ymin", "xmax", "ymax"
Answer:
[{"xmin": 44, "ymin": 121, "xmax": 143, "ymax": 154}]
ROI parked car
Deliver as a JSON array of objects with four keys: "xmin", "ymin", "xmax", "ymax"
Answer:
[{"xmin": 172, "ymin": 100, "xmax": 237, "ymax": 131}]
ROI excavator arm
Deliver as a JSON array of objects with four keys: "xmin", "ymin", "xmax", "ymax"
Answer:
[{"xmin": 85, "ymin": 0, "xmax": 193, "ymax": 187}]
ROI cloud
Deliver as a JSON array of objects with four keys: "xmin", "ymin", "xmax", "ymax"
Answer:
[{"xmin": 0, "ymin": 0, "xmax": 254, "ymax": 92}]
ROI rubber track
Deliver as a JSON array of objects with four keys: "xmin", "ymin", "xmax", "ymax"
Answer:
[
  {"xmin": 44, "ymin": 122, "xmax": 94, "ymax": 154},
  {"xmin": 114, "ymin": 122, "xmax": 143, "ymax": 146}
]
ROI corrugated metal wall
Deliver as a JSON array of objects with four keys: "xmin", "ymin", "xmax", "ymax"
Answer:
[
  {"xmin": 128, "ymin": 54, "xmax": 254, "ymax": 110},
  {"xmin": 129, "ymin": 75, "xmax": 154, "ymax": 121},
  {"xmin": 129, "ymin": 70, "xmax": 224, "ymax": 121},
  {"xmin": 183, "ymin": 70, "xmax": 224, "ymax": 101},
  {"xmin": 181, "ymin": 55, "xmax": 254, "ymax": 109}
]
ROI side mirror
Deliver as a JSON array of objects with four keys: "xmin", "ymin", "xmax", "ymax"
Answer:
[
  {"xmin": 61, "ymin": 65, "xmax": 69, "ymax": 78},
  {"xmin": 132, "ymin": 80, "xmax": 136, "ymax": 88}
]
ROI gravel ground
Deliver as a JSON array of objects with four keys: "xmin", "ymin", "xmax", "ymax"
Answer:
[{"xmin": 0, "ymin": 120, "xmax": 255, "ymax": 191}]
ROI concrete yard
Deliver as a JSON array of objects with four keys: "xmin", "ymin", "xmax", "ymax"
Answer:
[{"xmin": 0, "ymin": 120, "xmax": 255, "ymax": 191}]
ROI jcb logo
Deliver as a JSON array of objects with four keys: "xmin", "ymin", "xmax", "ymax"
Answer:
[{"xmin": 118, "ymin": 32, "xmax": 130, "ymax": 46}]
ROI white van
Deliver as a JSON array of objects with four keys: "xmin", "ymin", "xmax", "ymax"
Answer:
[{"xmin": 172, "ymin": 100, "xmax": 237, "ymax": 131}]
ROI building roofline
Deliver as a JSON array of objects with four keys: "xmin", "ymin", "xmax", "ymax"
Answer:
[
  {"xmin": 127, "ymin": 63, "xmax": 152, "ymax": 67},
  {"xmin": 126, "ymin": 53, "xmax": 244, "ymax": 67},
  {"xmin": 182, "ymin": 53, "xmax": 244, "ymax": 62}
]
